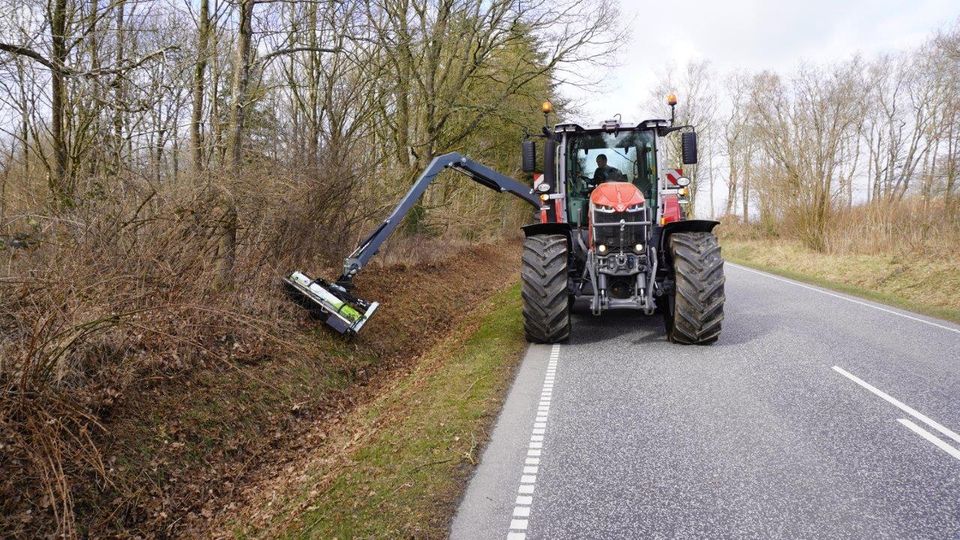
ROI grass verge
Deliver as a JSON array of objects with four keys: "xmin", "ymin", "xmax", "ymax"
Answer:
[
  {"xmin": 233, "ymin": 283, "xmax": 526, "ymax": 538},
  {"xmin": 723, "ymin": 239, "xmax": 960, "ymax": 324}
]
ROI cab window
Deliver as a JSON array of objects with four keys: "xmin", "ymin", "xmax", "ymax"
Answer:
[{"xmin": 565, "ymin": 130, "xmax": 657, "ymax": 225}]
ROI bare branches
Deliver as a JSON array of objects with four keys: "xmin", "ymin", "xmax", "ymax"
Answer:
[
  {"xmin": 257, "ymin": 45, "xmax": 340, "ymax": 66},
  {"xmin": 0, "ymin": 43, "xmax": 59, "ymax": 71}
]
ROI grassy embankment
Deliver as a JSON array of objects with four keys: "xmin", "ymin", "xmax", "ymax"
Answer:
[
  {"xmin": 719, "ymin": 201, "xmax": 960, "ymax": 323},
  {"xmin": 722, "ymin": 239, "xmax": 960, "ymax": 323},
  {"xmin": 227, "ymin": 283, "xmax": 526, "ymax": 538}
]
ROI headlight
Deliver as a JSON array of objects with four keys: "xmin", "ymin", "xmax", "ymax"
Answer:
[
  {"xmin": 634, "ymin": 243, "xmax": 644, "ymax": 253},
  {"xmin": 626, "ymin": 204, "xmax": 644, "ymax": 212},
  {"xmin": 597, "ymin": 244, "xmax": 607, "ymax": 254},
  {"xmin": 594, "ymin": 205, "xmax": 615, "ymax": 213},
  {"xmin": 536, "ymin": 182, "xmax": 551, "ymax": 193}
]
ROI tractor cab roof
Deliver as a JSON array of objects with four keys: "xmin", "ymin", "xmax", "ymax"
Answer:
[{"xmin": 554, "ymin": 119, "xmax": 669, "ymax": 134}]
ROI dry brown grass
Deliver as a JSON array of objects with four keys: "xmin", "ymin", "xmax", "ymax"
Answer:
[
  {"xmin": 0, "ymin": 162, "xmax": 527, "ymax": 537},
  {"xmin": 0, "ymin": 178, "xmax": 321, "ymax": 536},
  {"xmin": 722, "ymin": 198, "xmax": 960, "ymax": 259},
  {"xmin": 719, "ymin": 197, "xmax": 960, "ymax": 320}
]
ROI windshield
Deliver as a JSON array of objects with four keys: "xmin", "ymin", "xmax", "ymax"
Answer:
[{"xmin": 565, "ymin": 130, "xmax": 657, "ymax": 225}]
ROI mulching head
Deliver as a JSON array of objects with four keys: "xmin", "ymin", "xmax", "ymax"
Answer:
[{"xmin": 283, "ymin": 271, "xmax": 379, "ymax": 335}]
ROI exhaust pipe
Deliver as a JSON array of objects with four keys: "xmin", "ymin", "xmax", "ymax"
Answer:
[{"xmin": 283, "ymin": 271, "xmax": 379, "ymax": 335}]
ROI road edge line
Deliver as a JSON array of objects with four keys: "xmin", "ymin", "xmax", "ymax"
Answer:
[{"xmin": 727, "ymin": 262, "xmax": 960, "ymax": 335}]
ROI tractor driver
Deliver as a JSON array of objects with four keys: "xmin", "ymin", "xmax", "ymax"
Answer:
[{"xmin": 592, "ymin": 154, "xmax": 623, "ymax": 183}]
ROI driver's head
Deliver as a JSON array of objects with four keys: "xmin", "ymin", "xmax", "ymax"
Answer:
[{"xmin": 596, "ymin": 154, "xmax": 607, "ymax": 167}]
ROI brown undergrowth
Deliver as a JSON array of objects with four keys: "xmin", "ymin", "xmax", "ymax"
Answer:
[
  {"xmin": 0, "ymin": 184, "xmax": 521, "ymax": 537},
  {"xmin": 718, "ymin": 197, "xmax": 960, "ymax": 320}
]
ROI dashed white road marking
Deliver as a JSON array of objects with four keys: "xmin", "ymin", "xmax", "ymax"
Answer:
[
  {"xmin": 898, "ymin": 419, "xmax": 960, "ymax": 461},
  {"xmin": 730, "ymin": 263, "xmax": 960, "ymax": 334},
  {"xmin": 507, "ymin": 344, "xmax": 560, "ymax": 539},
  {"xmin": 833, "ymin": 366, "xmax": 960, "ymax": 445}
]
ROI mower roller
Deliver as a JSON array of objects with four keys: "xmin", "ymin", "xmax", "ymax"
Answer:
[{"xmin": 287, "ymin": 96, "xmax": 726, "ymax": 344}]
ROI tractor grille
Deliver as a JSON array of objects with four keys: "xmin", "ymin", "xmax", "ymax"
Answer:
[{"xmin": 592, "ymin": 207, "xmax": 649, "ymax": 250}]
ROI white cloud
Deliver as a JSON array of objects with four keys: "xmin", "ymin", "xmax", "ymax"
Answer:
[{"xmin": 562, "ymin": 0, "xmax": 959, "ymax": 122}]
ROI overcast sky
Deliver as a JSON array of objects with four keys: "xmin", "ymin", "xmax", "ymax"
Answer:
[{"xmin": 563, "ymin": 0, "xmax": 960, "ymax": 122}]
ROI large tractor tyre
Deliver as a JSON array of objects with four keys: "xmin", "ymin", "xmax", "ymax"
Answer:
[
  {"xmin": 664, "ymin": 232, "xmax": 725, "ymax": 345},
  {"xmin": 521, "ymin": 234, "xmax": 571, "ymax": 343}
]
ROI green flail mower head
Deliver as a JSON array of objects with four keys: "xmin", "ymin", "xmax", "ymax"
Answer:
[{"xmin": 283, "ymin": 271, "xmax": 379, "ymax": 335}]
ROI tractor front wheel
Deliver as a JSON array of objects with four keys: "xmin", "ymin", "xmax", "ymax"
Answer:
[
  {"xmin": 664, "ymin": 232, "xmax": 725, "ymax": 345},
  {"xmin": 521, "ymin": 234, "xmax": 571, "ymax": 343}
]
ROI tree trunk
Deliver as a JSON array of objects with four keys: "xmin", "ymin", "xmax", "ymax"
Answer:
[
  {"xmin": 741, "ymin": 154, "xmax": 750, "ymax": 222},
  {"xmin": 227, "ymin": 0, "xmax": 254, "ymax": 174},
  {"xmin": 220, "ymin": 0, "xmax": 255, "ymax": 282},
  {"xmin": 112, "ymin": 0, "xmax": 126, "ymax": 175},
  {"xmin": 306, "ymin": 0, "xmax": 320, "ymax": 168},
  {"xmin": 17, "ymin": 58, "xmax": 30, "ymax": 182},
  {"xmin": 49, "ymin": 0, "xmax": 70, "ymax": 207},
  {"xmin": 191, "ymin": 0, "xmax": 211, "ymax": 174}
]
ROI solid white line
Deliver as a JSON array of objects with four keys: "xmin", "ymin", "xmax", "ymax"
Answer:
[
  {"xmin": 729, "ymin": 263, "xmax": 960, "ymax": 334},
  {"xmin": 833, "ymin": 366, "xmax": 960, "ymax": 445},
  {"xmin": 898, "ymin": 418, "xmax": 960, "ymax": 461}
]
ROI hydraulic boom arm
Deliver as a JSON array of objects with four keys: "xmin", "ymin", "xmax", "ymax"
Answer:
[
  {"xmin": 338, "ymin": 152, "xmax": 541, "ymax": 283},
  {"xmin": 283, "ymin": 152, "xmax": 541, "ymax": 335}
]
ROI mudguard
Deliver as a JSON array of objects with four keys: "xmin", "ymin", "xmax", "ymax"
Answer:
[
  {"xmin": 522, "ymin": 222, "xmax": 573, "ymax": 248},
  {"xmin": 658, "ymin": 219, "xmax": 720, "ymax": 254}
]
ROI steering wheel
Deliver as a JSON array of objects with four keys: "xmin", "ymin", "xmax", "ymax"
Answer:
[{"xmin": 577, "ymin": 174, "xmax": 595, "ymax": 191}]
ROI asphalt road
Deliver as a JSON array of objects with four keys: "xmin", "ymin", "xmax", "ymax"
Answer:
[{"xmin": 451, "ymin": 263, "xmax": 960, "ymax": 539}]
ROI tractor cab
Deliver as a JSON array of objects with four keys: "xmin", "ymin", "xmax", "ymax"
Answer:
[{"xmin": 559, "ymin": 122, "xmax": 661, "ymax": 227}]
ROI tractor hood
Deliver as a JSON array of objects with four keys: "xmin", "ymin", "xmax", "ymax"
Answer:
[{"xmin": 590, "ymin": 182, "xmax": 645, "ymax": 212}]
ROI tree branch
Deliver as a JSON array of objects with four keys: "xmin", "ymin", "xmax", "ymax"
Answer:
[{"xmin": 258, "ymin": 46, "xmax": 340, "ymax": 67}]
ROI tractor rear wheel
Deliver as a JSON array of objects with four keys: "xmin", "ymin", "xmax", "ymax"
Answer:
[
  {"xmin": 664, "ymin": 232, "xmax": 725, "ymax": 345},
  {"xmin": 521, "ymin": 234, "xmax": 571, "ymax": 343}
]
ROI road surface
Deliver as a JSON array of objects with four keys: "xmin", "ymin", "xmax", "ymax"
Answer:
[{"xmin": 451, "ymin": 263, "xmax": 960, "ymax": 539}]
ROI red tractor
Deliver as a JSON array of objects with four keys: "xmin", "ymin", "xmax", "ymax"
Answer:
[
  {"xmin": 518, "ymin": 99, "xmax": 724, "ymax": 344},
  {"xmin": 285, "ymin": 96, "xmax": 724, "ymax": 345}
]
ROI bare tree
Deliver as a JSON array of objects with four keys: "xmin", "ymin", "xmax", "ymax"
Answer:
[{"xmin": 646, "ymin": 60, "xmax": 719, "ymax": 217}]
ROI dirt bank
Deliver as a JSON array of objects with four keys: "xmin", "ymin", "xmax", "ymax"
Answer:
[{"xmin": 2, "ymin": 241, "xmax": 520, "ymax": 537}]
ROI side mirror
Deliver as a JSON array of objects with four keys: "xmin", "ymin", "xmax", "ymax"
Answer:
[
  {"xmin": 521, "ymin": 140, "xmax": 537, "ymax": 173},
  {"xmin": 681, "ymin": 132, "xmax": 698, "ymax": 165}
]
